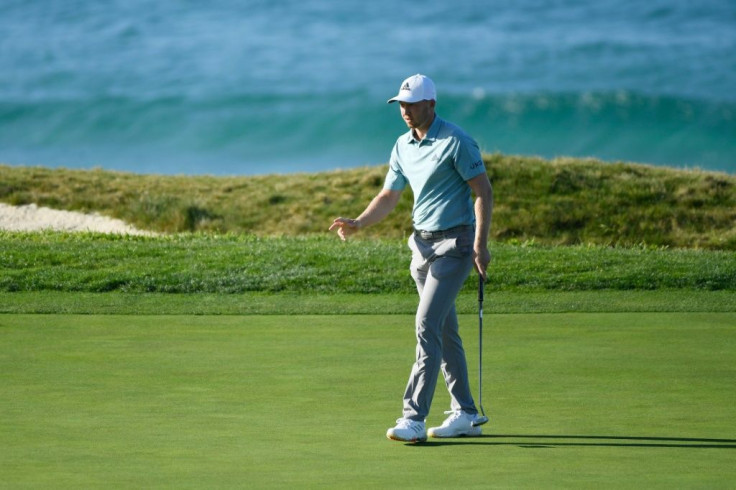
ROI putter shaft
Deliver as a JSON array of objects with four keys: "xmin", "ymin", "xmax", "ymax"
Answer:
[{"xmin": 473, "ymin": 274, "xmax": 488, "ymax": 426}]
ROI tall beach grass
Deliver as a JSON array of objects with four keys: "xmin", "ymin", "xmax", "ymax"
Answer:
[{"xmin": 2, "ymin": 154, "xmax": 734, "ymax": 249}]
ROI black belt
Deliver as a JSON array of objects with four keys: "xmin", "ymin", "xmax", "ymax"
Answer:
[{"xmin": 414, "ymin": 225, "xmax": 473, "ymax": 240}]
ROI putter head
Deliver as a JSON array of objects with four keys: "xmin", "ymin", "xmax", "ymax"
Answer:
[{"xmin": 472, "ymin": 415, "xmax": 489, "ymax": 427}]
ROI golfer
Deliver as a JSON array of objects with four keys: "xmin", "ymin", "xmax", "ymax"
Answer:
[{"xmin": 329, "ymin": 74, "xmax": 493, "ymax": 442}]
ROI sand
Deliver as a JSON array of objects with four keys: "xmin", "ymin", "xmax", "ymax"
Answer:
[{"xmin": 0, "ymin": 203, "xmax": 155, "ymax": 235}]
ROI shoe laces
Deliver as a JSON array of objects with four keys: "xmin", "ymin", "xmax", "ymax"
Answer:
[
  {"xmin": 442, "ymin": 410, "xmax": 466, "ymax": 426},
  {"xmin": 395, "ymin": 418, "xmax": 422, "ymax": 429}
]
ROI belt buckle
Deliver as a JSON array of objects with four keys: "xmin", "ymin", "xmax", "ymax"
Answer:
[{"xmin": 418, "ymin": 229, "xmax": 440, "ymax": 240}]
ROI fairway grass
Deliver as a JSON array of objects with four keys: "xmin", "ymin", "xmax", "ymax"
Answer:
[
  {"xmin": 2, "ymin": 313, "xmax": 735, "ymax": 488},
  {"xmin": 2, "ymin": 290, "xmax": 735, "ymax": 315}
]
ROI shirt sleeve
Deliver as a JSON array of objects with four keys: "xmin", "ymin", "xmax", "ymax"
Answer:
[
  {"xmin": 383, "ymin": 144, "xmax": 408, "ymax": 191},
  {"xmin": 453, "ymin": 134, "xmax": 486, "ymax": 181}
]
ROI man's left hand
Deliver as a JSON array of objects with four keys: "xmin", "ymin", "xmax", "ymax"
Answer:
[{"xmin": 473, "ymin": 246, "xmax": 491, "ymax": 281}]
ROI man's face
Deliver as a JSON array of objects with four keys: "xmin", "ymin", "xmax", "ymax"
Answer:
[{"xmin": 399, "ymin": 100, "xmax": 435, "ymax": 131}]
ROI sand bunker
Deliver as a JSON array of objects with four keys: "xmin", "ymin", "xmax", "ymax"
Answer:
[{"xmin": 0, "ymin": 203, "xmax": 155, "ymax": 235}]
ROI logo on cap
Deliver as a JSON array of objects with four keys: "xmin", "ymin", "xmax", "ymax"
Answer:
[{"xmin": 400, "ymin": 82, "xmax": 411, "ymax": 91}]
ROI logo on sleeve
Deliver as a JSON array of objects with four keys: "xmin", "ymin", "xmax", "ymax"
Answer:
[{"xmin": 470, "ymin": 160, "xmax": 483, "ymax": 169}]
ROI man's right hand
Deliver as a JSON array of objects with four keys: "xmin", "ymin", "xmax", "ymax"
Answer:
[{"xmin": 329, "ymin": 218, "xmax": 361, "ymax": 241}]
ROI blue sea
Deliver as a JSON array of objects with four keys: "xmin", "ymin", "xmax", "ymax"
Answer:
[{"xmin": 2, "ymin": 0, "xmax": 735, "ymax": 175}]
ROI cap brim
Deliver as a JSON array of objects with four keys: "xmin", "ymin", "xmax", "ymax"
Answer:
[{"xmin": 387, "ymin": 94, "xmax": 427, "ymax": 104}]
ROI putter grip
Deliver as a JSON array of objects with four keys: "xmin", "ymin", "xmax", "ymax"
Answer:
[{"xmin": 478, "ymin": 274, "xmax": 484, "ymax": 303}]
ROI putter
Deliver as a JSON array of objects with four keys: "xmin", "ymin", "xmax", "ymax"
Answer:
[{"xmin": 472, "ymin": 274, "xmax": 490, "ymax": 427}]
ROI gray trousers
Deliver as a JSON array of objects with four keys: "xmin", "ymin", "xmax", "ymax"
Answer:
[{"xmin": 403, "ymin": 227, "xmax": 478, "ymax": 421}]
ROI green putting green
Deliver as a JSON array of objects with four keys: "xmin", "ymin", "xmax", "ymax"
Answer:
[{"xmin": 2, "ymin": 312, "xmax": 734, "ymax": 488}]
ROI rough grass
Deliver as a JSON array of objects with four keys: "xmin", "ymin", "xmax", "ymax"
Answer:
[
  {"xmin": 1, "ymin": 232, "xmax": 734, "ymax": 294},
  {"xmin": 2, "ymin": 154, "xmax": 734, "ymax": 249}
]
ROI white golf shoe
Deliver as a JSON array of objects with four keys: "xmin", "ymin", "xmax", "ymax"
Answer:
[
  {"xmin": 428, "ymin": 410, "xmax": 483, "ymax": 438},
  {"xmin": 386, "ymin": 418, "xmax": 427, "ymax": 442}
]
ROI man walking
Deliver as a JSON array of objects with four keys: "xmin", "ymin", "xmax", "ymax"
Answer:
[{"xmin": 329, "ymin": 74, "xmax": 493, "ymax": 442}]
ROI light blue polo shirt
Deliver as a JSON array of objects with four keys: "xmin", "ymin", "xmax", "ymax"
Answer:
[{"xmin": 384, "ymin": 115, "xmax": 486, "ymax": 231}]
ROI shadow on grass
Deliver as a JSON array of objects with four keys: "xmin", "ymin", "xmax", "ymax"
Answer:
[{"xmin": 408, "ymin": 434, "xmax": 736, "ymax": 449}]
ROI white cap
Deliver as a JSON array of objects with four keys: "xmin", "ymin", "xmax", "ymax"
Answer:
[{"xmin": 387, "ymin": 74, "xmax": 437, "ymax": 104}]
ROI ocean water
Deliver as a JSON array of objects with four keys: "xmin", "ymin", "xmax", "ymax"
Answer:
[{"xmin": 2, "ymin": 0, "xmax": 734, "ymax": 175}]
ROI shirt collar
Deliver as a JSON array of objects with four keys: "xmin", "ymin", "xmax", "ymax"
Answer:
[{"xmin": 406, "ymin": 114, "xmax": 442, "ymax": 145}]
